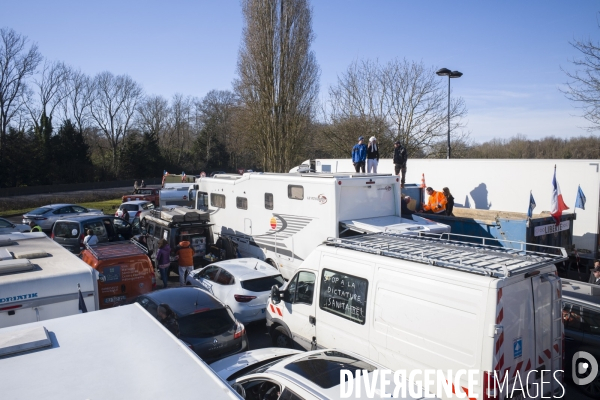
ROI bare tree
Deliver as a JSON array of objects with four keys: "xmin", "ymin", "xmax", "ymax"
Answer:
[
  {"xmin": 60, "ymin": 68, "xmax": 94, "ymax": 134},
  {"xmin": 327, "ymin": 58, "xmax": 467, "ymax": 156},
  {"xmin": 166, "ymin": 94, "xmax": 193, "ymax": 166},
  {"xmin": 235, "ymin": 0, "xmax": 320, "ymax": 172},
  {"xmin": 89, "ymin": 71, "xmax": 143, "ymax": 174},
  {"xmin": 0, "ymin": 28, "xmax": 42, "ymax": 162},
  {"xmin": 137, "ymin": 95, "xmax": 170, "ymax": 138},
  {"xmin": 562, "ymin": 18, "xmax": 600, "ymax": 131}
]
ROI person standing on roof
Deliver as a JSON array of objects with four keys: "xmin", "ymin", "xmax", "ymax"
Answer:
[
  {"xmin": 393, "ymin": 141, "xmax": 408, "ymax": 188},
  {"xmin": 443, "ymin": 187, "xmax": 455, "ymax": 217},
  {"xmin": 366, "ymin": 136, "xmax": 379, "ymax": 173},
  {"xmin": 83, "ymin": 229, "xmax": 98, "ymax": 246},
  {"xmin": 156, "ymin": 239, "xmax": 171, "ymax": 289},
  {"xmin": 176, "ymin": 240, "xmax": 195, "ymax": 286},
  {"xmin": 351, "ymin": 136, "xmax": 367, "ymax": 173},
  {"xmin": 420, "ymin": 187, "xmax": 447, "ymax": 214},
  {"xmin": 29, "ymin": 221, "xmax": 42, "ymax": 232},
  {"xmin": 140, "ymin": 180, "xmax": 146, "ymax": 188}
]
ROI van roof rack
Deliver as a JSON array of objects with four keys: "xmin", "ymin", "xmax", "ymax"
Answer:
[
  {"xmin": 325, "ymin": 232, "xmax": 568, "ymax": 278},
  {"xmin": 85, "ymin": 240, "xmax": 147, "ymax": 260}
]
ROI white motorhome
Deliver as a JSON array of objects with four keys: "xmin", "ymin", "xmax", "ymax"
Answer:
[
  {"xmin": 190, "ymin": 172, "xmax": 449, "ymax": 280},
  {"xmin": 267, "ymin": 232, "xmax": 567, "ymax": 400},
  {"xmin": 0, "ymin": 304, "xmax": 242, "ymax": 400},
  {"xmin": 0, "ymin": 232, "xmax": 98, "ymax": 328}
]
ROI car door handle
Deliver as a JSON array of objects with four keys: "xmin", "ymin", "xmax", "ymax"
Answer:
[{"xmin": 309, "ymin": 315, "xmax": 316, "ymax": 325}]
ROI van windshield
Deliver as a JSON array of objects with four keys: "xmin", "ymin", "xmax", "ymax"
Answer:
[
  {"xmin": 179, "ymin": 308, "xmax": 234, "ymax": 338},
  {"xmin": 241, "ymin": 275, "xmax": 285, "ymax": 292}
]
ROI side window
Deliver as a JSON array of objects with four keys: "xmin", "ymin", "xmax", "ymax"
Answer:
[
  {"xmin": 294, "ymin": 271, "xmax": 316, "ymax": 305},
  {"xmin": 215, "ymin": 268, "xmax": 235, "ymax": 285},
  {"xmin": 147, "ymin": 223, "xmax": 155, "ymax": 237},
  {"xmin": 210, "ymin": 193, "xmax": 226, "ymax": 208},
  {"xmin": 563, "ymin": 302, "xmax": 584, "ymax": 331},
  {"xmin": 83, "ymin": 221, "xmax": 107, "ymax": 237},
  {"xmin": 199, "ymin": 266, "xmax": 220, "ymax": 282},
  {"xmin": 319, "ymin": 269, "xmax": 369, "ymax": 325},
  {"xmin": 285, "ymin": 274, "xmax": 299, "ymax": 303},
  {"xmin": 279, "ymin": 388, "xmax": 303, "ymax": 400},
  {"xmin": 162, "ymin": 228, "xmax": 169, "ymax": 241},
  {"xmin": 236, "ymin": 197, "xmax": 248, "ymax": 210},
  {"xmin": 265, "ymin": 193, "xmax": 274, "ymax": 210},
  {"xmin": 72, "ymin": 206, "xmax": 86, "ymax": 213},
  {"xmin": 198, "ymin": 192, "xmax": 208, "ymax": 209},
  {"xmin": 581, "ymin": 307, "xmax": 600, "ymax": 335},
  {"xmin": 288, "ymin": 185, "xmax": 304, "ymax": 200},
  {"xmin": 0, "ymin": 219, "xmax": 11, "ymax": 228}
]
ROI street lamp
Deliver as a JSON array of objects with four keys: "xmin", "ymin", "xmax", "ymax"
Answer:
[{"xmin": 436, "ymin": 68, "xmax": 463, "ymax": 159}]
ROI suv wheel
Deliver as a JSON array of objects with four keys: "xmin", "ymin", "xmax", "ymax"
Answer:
[{"xmin": 271, "ymin": 326, "xmax": 292, "ymax": 348}]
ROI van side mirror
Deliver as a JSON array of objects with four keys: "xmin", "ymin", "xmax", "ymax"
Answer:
[{"xmin": 271, "ymin": 285, "xmax": 281, "ymax": 305}]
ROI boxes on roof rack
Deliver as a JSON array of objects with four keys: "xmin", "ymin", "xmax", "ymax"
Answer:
[{"xmin": 150, "ymin": 207, "xmax": 209, "ymax": 223}]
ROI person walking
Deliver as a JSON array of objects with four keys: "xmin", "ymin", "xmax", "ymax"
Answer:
[
  {"xmin": 83, "ymin": 229, "xmax": 98, "ymax": 246},
  {"xmin": 29, "ymin": 221, "xmax": 42, "ymax": 232},
  {"xmin": 156, "ymin": 239, "xmax": 171, "ymax": 289},
  {"xmin": 351, "ymin": 136, "xmax": 367, "ymax": 173},
  {"xmin": 443, "ymin": 187, "xmax": 455, "ymax": 217},
  {"xmin": 140, "ymin": 180, "xmax": 146, "ymax": 188},
  {"xmin": 393, "ymin": 141, "xmax": 408, "ymax": 188},
  {"xmin": 157, "ymin": 303, "xmax": 180, "ymax": 337},
  {"xmin": 420, "ymin": 187, "xmax": 447, "ymax": 214},
  {"xmin": 366, "ymin": 137, "xmax": 379, "ymax": 173},
  {"xmin": 176, "ymin": 240, "xmax": 195, "ymax": 286}
]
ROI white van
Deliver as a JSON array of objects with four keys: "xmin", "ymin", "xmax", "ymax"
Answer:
[
  {"xmin": 267, "ymin": 233, "xmax": 567, "ymax": 400},
  {"xmin": 0, "ymin": 232, "xmax": 98, "ymax": 328}
]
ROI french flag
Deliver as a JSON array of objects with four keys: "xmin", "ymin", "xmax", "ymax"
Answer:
[{"xmin": 551, "ymin": 166, "xmax": 569, "ymax": 224}]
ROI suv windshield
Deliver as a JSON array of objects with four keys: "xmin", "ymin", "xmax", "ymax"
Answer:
[
  {"xmin": 241, "ymin": 275, "xmax": 285, "ymax": 292},
  {"xmin": 121, "ymin": 204, "xmax": 139, "ymax": 211},
  {"xmin": 27, "ymin": 207, "xmax": 52, "ymax": 215},
  {"xmin": 179, "ymin": 308, "xmax": 235, "ymax": 338}
]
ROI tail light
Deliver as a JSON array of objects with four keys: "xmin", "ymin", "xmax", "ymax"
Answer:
[
  {"xmin": 482, "ymin": 371, "xmax": 496, "ymax": 400},
  {"xmin": 79, "ymin": 233, "xmax": 85, "ymax": 249},
  {"xmin": 234, "ymin": 294, "xmax": 256, "ymax": 303},
  {"xmin": 50, "ymin": 232, "xmax": 55, "ymax": 239},
  {"xmin": 234, "ymin": 322, "xmax": 245, "ymax": 339}
]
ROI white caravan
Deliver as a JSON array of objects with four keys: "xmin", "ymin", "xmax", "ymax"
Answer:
[
  {"xmin": 0, "ymin": 232, "xmax": 98, "ymax": 328},
  {"xmin": 190, "ymin": 172, "xmax": 449, "ymax": 280},
  {"xmin": 267, "ymin": 233, "xmax": 567, "ymax": 400},
  {"xmin": 0, "ymin": 304, "xmax": 241, "ymax": 400},
  {"xmin": 160, "ymin": 183, "xmax": 194, "ymax": 207}
]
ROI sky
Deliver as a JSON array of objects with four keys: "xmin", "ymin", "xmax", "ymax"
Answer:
[{"xmin": 2, "ymin": 0, "xmax": 599, "ymax": 143}]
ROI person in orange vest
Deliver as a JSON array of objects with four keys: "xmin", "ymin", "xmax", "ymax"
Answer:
[
  {"xmin": 176, "ymin": 241, "xmax": 195, "ymax": 286},
  {"xmin": 420, "ymin": 187, "xmax": 447, "ymax": 214}
]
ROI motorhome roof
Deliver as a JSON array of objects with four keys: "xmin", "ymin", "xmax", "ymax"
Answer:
[
  {"xmin": 0, "ymin": 304, "xmax": 241, "ymax": 400},
  {"xmin": 203, "ymin": 172, "xmax": 398, "ymax": 184}
]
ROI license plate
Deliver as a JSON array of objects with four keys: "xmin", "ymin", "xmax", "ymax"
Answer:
[
  {"xmin": 104, "ymin": 295, "xmax": 127, "ymax": 304},
  {"xmin": 261, "ymin": 308, "xmax": 266, "ymax": 313}
]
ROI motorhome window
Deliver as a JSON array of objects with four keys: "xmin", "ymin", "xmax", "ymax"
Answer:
[
  {"xmin": 295, "ymin": 272, "xmax": 315, "ymax": 304},
  {"xmin": 581, "ymin": 307, "xmax": 600, "ymax": 335},
  {"xmin": 54, "ymin": 222, "xmax": 80, "ymax": 238},
  {"xmin": 211, "ymin": 193, "xmax": 226, "ymax": 208},
  {"xmin": 319, "ymin": 269, "xmax": 368, "ymax": 325},
  {"xmin": 236, "ymin": 197, "xmax": 248, "ymax": 210},
  {"xmin": 288, "ymin": 185, "xmax": 304, "ymax": 200},
  {"xmin": 265, "ymin": 193, "xmax": 274, "ymax": 210}
]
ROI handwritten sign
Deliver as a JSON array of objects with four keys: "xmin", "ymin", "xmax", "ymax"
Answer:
[{"xmin": 319, "ymin": 269, "xmax": 368, "ymax": 324}]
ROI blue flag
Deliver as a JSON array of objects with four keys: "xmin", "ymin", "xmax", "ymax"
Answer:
[
  {"xmin": 527, "ymin": 192, "xmax": 536, "ymax": 218},
  {"xmin": 575, "ymin": 185, "xmax": 586, "ymax": 210}
]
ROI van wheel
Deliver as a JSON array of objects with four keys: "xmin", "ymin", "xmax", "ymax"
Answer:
[
  {"xmin": 266, "ymin": 259, "xmax": 278, "ymax": 270},
  {"xmin": 271, "ymin": 326, "xmax": 292, "ymax": 348}
]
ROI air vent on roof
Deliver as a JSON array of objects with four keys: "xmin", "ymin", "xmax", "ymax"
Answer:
[
  {"xmin": 0, "ymin": 239, "xmax": 14, "ymax": 247},
  {"xmin": 13, "ymin": 251, "xmax": 48, "ymax": 260},
  {"xmin": 0, "ymin": 326, "xmax": 52, "ymax": 358},
  {"xmin": 0, "ymin": 259, "xmax": 33, "ymax": 275}
]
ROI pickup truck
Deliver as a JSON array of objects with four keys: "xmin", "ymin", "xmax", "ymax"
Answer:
[{"xmin": 122, "ymin": 188, "xmax": 160, "ymax": 207}]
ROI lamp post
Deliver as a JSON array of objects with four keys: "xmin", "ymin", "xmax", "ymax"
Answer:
[{"xmin": 436, "ymin": 68, "xmax": 462, "ymax": 159}]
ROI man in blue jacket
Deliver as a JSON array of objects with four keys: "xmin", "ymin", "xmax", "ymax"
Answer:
[{"xmin": 352, "ymin": 136, "xmax": 367, "ymax": 173}]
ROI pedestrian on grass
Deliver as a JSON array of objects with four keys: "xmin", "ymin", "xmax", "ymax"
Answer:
[{"xmin": 351, "ymin": 136, "xmax": 367, "ymax": 173}]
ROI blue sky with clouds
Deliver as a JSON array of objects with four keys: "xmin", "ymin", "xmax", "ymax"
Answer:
[{"xmin": 2, "ymin": 0, "xmax": 598, "ymax": 142}]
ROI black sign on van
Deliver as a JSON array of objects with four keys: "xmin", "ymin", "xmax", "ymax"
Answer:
[{"xmin": 319, "ymin": 269, "xmax": 368, "ymax": 325}]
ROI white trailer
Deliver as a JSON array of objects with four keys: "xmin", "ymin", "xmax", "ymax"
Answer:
[
  {"xmin": 160, "ymin": 184, "xmax": 194, "ymax": 207},
  {"xmin": 0, "ymin": 232, "xmax": 98, "ymax": 328},
  {"xmin": 0, "ymin": 304, "xmax": 242, "ymax": 400},
  {"xmin": 190, "ymin": 172, "xmax": 449, "ymax": 280},
  {"xmin": 296, "ymin": 159, "xmax": 599, "ymax": 265}
]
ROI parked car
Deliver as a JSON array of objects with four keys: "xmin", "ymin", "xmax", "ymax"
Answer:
[
  {"xmin": 51, "ymin": 215, "xmax": 138, "ymax": 254},
  {"xmin": 122, "ymin": 188, "xmax": 161, "ymax": 207},
  {"xmin": 115, "ymin": 200, "xmax": 154, "ymax": 223},
  {"xmin": 135, "ymin": 287, "xmax": 248, "ymax": 362},
  {"xmin": 186, "ymin": 258, "xmax": 285, "ymax": 324},
  {"xmin": 81, "ymin": 241, "xmax": 156, "ymax": 308},
  {"xmin": 0, "ymin": 217, "xmax": 29, "ymax": 234},
  {"xmin": 561, "ymin": 279, "xmax": 600, "ymax": 397},
  {"xmin": 210, "ymin": 348, "xmax": 434, "ymax": 399},
  {"xmin": 23, "ymin": 204, "xmax": 103, "ymax": 231}
]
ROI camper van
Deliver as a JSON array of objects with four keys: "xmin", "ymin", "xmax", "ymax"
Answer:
[
  {"xmin": 0, "ymin": 232, "xmax": 98, "ymax": 328},
  {"xmin": 190, "ymin": 172, "xmax": 449, "ymax": 280},
  {"xmin": 267, "ymin": 233, "xmax": 566, "ymax": 400}
]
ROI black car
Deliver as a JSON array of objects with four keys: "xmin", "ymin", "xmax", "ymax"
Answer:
[
  {"xmin": 135, "ymin": 287, "xmax": 248, "ymax": 363},
  {"xmin": 561, "ymin": 279, "xmax": 600, "ymax": 398}
]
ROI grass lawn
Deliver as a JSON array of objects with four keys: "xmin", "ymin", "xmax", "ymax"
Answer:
[{"xmin": 0, "ymin": 198, "xmax": 123, "ymax": 217}]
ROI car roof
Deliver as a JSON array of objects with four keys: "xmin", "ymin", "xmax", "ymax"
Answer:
[
  {"xmin": 54, "ymin": 215, "xmax": 115, "ymax": 223},
  {"xmin": 210, "ymin": 259, "xmax": 282, "ymax": 280},
  {"xmin": 143, "ymin": 287, "xmax": 225, "ymax": 316},
  {"xmin": 209, "ymin": 348, "xmax": 302, "ymax": 381},
  {"xmin": 121, "ymin": 200, "xmax": 150, "ymax": 205},
  {"xmin": 32, "ymin": 204, "xmax": 73, "ymax": 209}
]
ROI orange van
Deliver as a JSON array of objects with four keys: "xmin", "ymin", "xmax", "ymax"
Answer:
[{"xmin": 81, "ymin": 241, "xmax": 156, "ymax": 309}]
